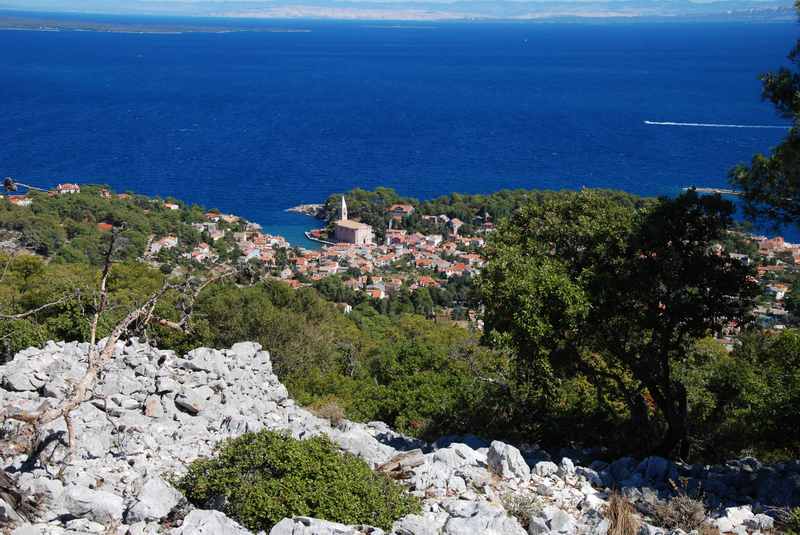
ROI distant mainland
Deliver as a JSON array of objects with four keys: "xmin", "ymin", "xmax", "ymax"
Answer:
[{"xmin": 0, "ymin": 0, "xmax": 795, "ymax": 23}]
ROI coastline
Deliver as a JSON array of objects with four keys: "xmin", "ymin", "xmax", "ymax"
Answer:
[
  {"xmin": 304, "ymin": 231, "xmax": 335, "ymax": 246},
  {"xmin": 286, "ymin": 203, "xmax": 325, "ymax": 219}
]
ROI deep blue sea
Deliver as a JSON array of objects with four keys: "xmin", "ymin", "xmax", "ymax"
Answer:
[{"xmin": 0, "ymin": 16, "xmax": 796, "ymax": 245}]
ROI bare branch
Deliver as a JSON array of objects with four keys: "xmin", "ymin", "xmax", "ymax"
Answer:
[
  {"xmin": 154, "ymin": 268, "xmax": 235, "ymax": 334},
  {"xmin": 89, "ymin": 233, "xmax": 118, "ymax": 348},
  {"xmin": 0, "ymin": 293, "xmax": 75, "ymax": 320},
  {"xmin": 151, "ymin": 316, "xmax": 186, "ymax": 332}
]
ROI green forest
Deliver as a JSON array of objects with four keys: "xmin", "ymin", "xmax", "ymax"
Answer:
[{"xmin": 2, "ymin": 184, "xmax": 799, "ymax": 463}]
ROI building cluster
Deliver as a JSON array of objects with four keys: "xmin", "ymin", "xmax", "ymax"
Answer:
[
  {"xmin": 278, "ymin": 197, "xmax": 486, "ymax": 298},
  {"xmin": 288, "ymin": 231, "xmax": 483, "ymax": 287},
  {"xmin": 13, "ymin": 182, "xmax": 800, "ymax": 334},
  {"xmin": 3, "ymin": 183, "xmax": 82, "ymax": 207},
  {"xmin": 149, "ymin": 210, "xmax": 291, "ymax": 265},
  {"xmin": 746, "ymin": 235, "xmax": 800, "ymax": 331}
]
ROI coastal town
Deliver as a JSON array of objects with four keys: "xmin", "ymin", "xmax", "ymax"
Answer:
[
  {"xmin": 3, "ymin": 181, "xmax": 799, "ymax": 333},
  {"xmin": 142, "ymin": 195, "xmax": 487, "ymax": 304}
]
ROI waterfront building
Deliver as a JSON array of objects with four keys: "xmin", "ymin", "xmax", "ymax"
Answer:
[
  {"xmin": 7, "ymin": 195, "xmax": 32, "ymax": 207},
  {"xmin": 56, "ymin": 183, "xmax": 81, "ymax": 195},
  {"xmin": 333, "ymin": 195, "xmax": 374, "ymax": 244}
]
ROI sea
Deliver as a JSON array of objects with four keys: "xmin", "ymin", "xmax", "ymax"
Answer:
[{"xmin": 0, "ymin": 13, "xmax": 796, "ymax": 247}]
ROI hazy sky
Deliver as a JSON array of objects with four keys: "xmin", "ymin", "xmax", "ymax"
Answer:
[{"xmin": 1, "ymin": 0, "xmax": 792, "ymax": 20}]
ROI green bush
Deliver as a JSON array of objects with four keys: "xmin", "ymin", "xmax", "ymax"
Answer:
[
  {"xmin": 780, "ymin": 507, "xmax": 800, "ymax": 535},
  {"xmin": 176, "ymin": 430, "xmax": 420, "ymax": 531}
]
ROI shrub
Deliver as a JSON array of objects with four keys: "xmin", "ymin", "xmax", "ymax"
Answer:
[
  {"xmin": 605, "ymin": 492, "xmax": 640, "ymax": 535},
  {"xmin": 651, "ymin": 494, "xmax": 707, "ymax": 532},
  {"xmin": 778, "ymin": 506, "xmax": 800, "ymax": 535},
  {"xmin": 501, "ymin": 492, "xmax": 542, "ymax": 529},
  {"xmin": 176, "ymin": 430, "xmax": 420, "ymax": 531},
  {"xmin": 310, "ymin": 398, "xmax": 346, "ymax": 427}
]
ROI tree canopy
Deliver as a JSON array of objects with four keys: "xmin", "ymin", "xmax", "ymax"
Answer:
[
  {"xmin": 479, "ymin": 189, "xmax": 758, "ymax": 456},
  {"xmin": 731, "ymin": 4, "xmax": 800, "ymax": 226}
]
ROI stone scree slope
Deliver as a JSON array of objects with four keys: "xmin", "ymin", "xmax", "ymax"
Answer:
[{"xmin": 0, "ymin": 340, "xmax": 797, "ymax": 535}]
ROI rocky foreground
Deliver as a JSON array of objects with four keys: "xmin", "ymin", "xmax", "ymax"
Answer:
[{"xmin": 0, "ymin": 340, "xmax": 797, "ymax": 534}]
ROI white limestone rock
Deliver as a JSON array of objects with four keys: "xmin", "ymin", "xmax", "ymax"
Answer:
[
  {"xmin": 125, "ymin": 476, "xmax": 184, "ymax": 522},
  {"xmin": 487, "ymin": 441, "xmax": 531, "ymax": 481},
  {"xmin": 392, "ymin": 512, "xmax": 449, "ymax": 535},
  {"xmin": 171, "ymin": 510, "xmax": 251, "ymax": 534},
  {"xmin": 559, "ymin": 457, "xmax": 576, "ymax": 478},
  {"xmin": 269, "ymin": 516, "xmax": 379, "ymax": 535},
  {"xmin": 63, "ymin": 485, "xmax": 124, "ymax": 524},
  {"xmin": 441, "ymin": 500, "xmax": 527, "ymax": 535},
  {"xmin": 532, "ymin": 461, "xmax": 559, "ymax": 478}
]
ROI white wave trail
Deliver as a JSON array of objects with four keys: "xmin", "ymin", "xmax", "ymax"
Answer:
[{"xmin": 644, "ymin": 120, "xmax": 790, "ymax": 129}]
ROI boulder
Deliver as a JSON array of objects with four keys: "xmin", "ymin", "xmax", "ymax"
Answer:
[
  {"xmin": 126, "ymin": 476, "xmax": 184, "ymax": 522},
  {"xmin": 63, "ymin": 485, "xmax": 124, "ymax": 524},
  {"xmin": 609, "ymin": 457, "xmax": 637, "ymax": 484},
  {"xmin": 156, "ymin": 376, "xmax": 180, "ymax": 393},
  {"xmin": 2, "ymin": 366, "xmax": 46, "ymax": 391},
  {"xmin": 576, "ymin": 466, "xmax": 603, "ymax": 487},
  {"xmin": 11, "ymin": 526, "xmax": 68, "ymax": 535},
  {"xmin": 181, "ymin": 347, "xmax": 229, "ymax": 377},
  {"xmin": 143, "ymin": 395, "xmax": 164, "ymax": 418},
  {"xmin": 722, "ymin": 505, "xmax": 755, "ymax": 528},
  {"xmin": 547, "ymin": 509, "xmax": 576, "ymax": 533},
  {"xmin": 433, "ymin": 434, "xmax": 490, "ymax": 451},
  {"xmin": 559, "ymin": 457, "xmax": 576, "ymax": 477},
  {"xmin": 637, "ymin": 457, "xmax": 677, "ymax": 484},
  {"xmin": 442, "ymin": 501, "xmax": 527, "ymax": 535},
  {"xmin": 393, "ymin": 512, "xmax": 449, "ymax": 535},
  {"xmin": 174, "ymin": 390, "xmax": 204, "ymax": 415},
  {"xmin": 171, "ymin": 510, "xmax": 251, "ymax": 534},
  {"xmin": 532, "ymin": 461, "xmax": 559, "ymax": 478},
  {"xmin": 64, "ymin": 518, "xmax": 106, "ymax": 533},
  {"xmin": 329, "ymin": 423, "xmax": 397, "ymax": 467},
  {"xmin": 745, "ymin": 513, "xmax": 774, "ymax": 530},
  {"xmin": 487, "ymin": 441, "xmax": 530, "ymax": 480},
  {"xmin": 269, "ymin": 516, "xmax": 374, "ymax": 534},
  {"xmin": 228, "ymin": 342, "xmax": 264, "ymax": 366}
]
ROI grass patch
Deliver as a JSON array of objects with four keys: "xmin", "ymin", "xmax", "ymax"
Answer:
[{"xmin": 606, "ymin": 491, "xmax": 640, "ymax": 535}]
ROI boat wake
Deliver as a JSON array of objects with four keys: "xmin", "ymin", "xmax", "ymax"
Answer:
[{"xmin": 644, "ymin": 120, "xmax": 790, "ymax": 129}]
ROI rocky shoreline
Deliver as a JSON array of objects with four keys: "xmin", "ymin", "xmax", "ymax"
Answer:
[
  {"xmin": 286, "ymin": 204, "xmax": 326, "ymax": 219},
  {"xmin": 0, "ymin": 340, "xmax": 796, "ymax": 534}
]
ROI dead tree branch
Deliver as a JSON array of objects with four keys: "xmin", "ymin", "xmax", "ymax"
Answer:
[
  {"xmin": 0, "ymin": 292, "xmax": 78, "ymax": 321},
  {"xmin": 150, "ymin": 268, "xmax": 234, "ymax": 334}
]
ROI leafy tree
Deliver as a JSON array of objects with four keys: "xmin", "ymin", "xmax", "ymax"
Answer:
[
  {"xmin": 731, "ymin": 5, "xmax": 800, "ymax": 226},
  {"xmin": 479, "ymin": 189, "xmax": 757, "ymax": 456},
  {"xmin": 674, "ymin": 329, "xmax": 800, "ymax": 461},
  {"xmin": 785, "ymin": 279, "xmax": 800, "ymax": 317},
  {"xmin": 411, "ymin": 287, "xmax": 434, "ymax": 317}
]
